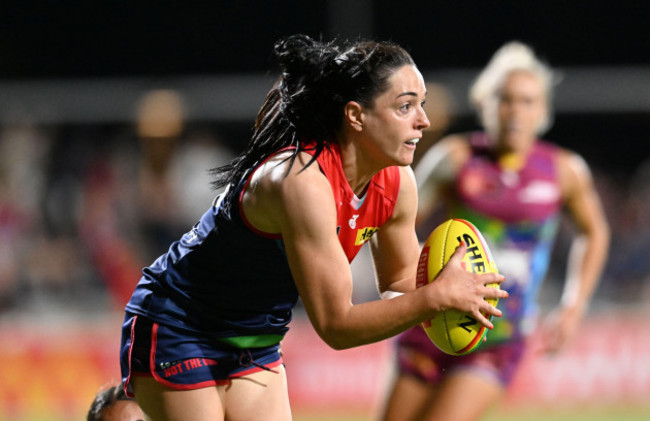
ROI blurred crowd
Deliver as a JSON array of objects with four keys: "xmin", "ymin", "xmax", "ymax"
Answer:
[
  {"xmin": 0, "ymin": 90, "xmax": 235, "ymax": 317},
  {"xmin": 0, "ymin": 87, "xmax": 648, "ymax": 320}
]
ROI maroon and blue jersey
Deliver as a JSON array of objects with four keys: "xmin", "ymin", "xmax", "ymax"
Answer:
[
  {"xmin": 397, "ymin": 132, "xmax": 563, "ymax": 386},
  {"xmin": 124, "ymin": 144, "xmax": 400, "ymax": 343},
  {"xmin": 453, "ymin": 132, "xmax": 563, "ymax": 343}
]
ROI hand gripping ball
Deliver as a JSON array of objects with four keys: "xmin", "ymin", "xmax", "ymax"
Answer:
[{"xmin": 416, "ymin": 219, "xmax": 500, "ymax": 355}]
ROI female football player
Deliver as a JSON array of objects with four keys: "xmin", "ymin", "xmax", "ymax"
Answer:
[{"xmin": 120, "ymin": 34, "xmax": 507, "ymax": 421}]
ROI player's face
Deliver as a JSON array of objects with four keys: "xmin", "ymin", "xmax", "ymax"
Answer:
[
  {"xmin": 358, "ymin": 65, "xmax": 430, "ymax": 167},
  {"xmin": 494, "ymin": 71, "xmax": 548, "ymax": 152}
]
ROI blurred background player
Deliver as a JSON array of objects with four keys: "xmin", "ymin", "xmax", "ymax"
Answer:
[
  {"xmin": 380, "ymin": 41, "xmax": 610, "ymax": 421},
  {"xmin": 87, "ymin": 384, "xmax": 144, "ymax": 421}
]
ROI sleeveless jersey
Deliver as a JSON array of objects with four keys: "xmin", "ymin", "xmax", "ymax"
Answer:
[
  {"xmin": 124, "ymin": 144, "xmax": 400, "ymax": 341},
  {"xmin": 452, "ymin": 132, "xmax": 563, "ymax": 343},
  {"xmin": 315, "ymin": 143, "xmax": 401, "ymax": 262}
]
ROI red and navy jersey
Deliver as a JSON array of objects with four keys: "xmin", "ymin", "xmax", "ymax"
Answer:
[
  {"xmin": 124, "ymin": 144, "xmax": 400, "ymax": 340},
  {"xmin": 311, "ymin": 143, "xmax": 400, "ymax": 262}
]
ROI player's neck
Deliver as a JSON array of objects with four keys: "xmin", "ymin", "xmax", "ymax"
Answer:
[{"xmin": 495, "ymin": 143, "xmax": 534, "ymax": 172}]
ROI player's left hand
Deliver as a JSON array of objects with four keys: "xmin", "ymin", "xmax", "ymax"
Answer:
[{"xmin": 538, "ymin": 304, "xmax": 584, "ymax": 354}]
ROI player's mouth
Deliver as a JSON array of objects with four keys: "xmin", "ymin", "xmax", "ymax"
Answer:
[
  {"xmin": 504, "ymin": 121, "xmax": 522, "ymax": 133},
  {"xmin": 405, "ymin": 138, "xmax": 420, "ymax": 148}
]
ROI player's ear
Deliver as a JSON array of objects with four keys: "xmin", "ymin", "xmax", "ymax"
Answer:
[{"xmin": 344, "ymin": 101, "xmax": 364, "ymax": 132}]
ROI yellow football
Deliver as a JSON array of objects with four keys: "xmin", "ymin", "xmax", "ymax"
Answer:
[{"xmin": 416, "ymin": 218, "xmax": 500, "ymax": 355}]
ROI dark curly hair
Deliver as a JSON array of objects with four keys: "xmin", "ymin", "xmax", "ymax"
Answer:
[
  {"xmin": 210, "ymin": 34, "xmax": 415, "ymax": 192},
  {"xmin": 87, "ymin": 384, "xmax": 139, "ymax": 421}
]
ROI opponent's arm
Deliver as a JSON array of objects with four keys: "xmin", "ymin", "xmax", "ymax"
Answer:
[
  {"xmin": 543, "ymin": 151, "xmax": 610, "ymax": 352},
  {"xmin": 413, "ymin": 135, "xmax": 468, "ymax": 226}
]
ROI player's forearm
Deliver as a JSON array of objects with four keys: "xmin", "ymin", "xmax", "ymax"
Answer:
[
  {"xmin": 313, "ymin": 290, "xmax": 432, "ymax": 350},
  {"xmin": 561, "ymin": 227, "xmax": 610, "ymax": 311},
  {"xmin": 379, "ymin": 275, "xmax": 416, "ymax": 297}
]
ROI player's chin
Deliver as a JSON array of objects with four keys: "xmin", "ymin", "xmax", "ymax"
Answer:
[
  {"xmin": 501, "ymin": 130, "xmax": 533, "ymax": 148},
  {"xmin": 394, "ymin": 154, "xmax": 414, "ymax": 167},
  {"xmin": 395, "ymin": 145, "xmax": 416, "ymax": 165}
]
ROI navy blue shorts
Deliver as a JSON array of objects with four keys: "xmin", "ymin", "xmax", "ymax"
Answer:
[{"xmin": 120, "ymin": 313, "xmax": 283, "ymax": 396}]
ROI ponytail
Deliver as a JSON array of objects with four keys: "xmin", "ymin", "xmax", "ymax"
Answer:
[{"xmin": 211, "ymin": 34, "xmax": 414, "ymax": 193}]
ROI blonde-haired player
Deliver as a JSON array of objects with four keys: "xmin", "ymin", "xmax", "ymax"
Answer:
[{"xmin": 381, "ymin": 41, "xmax": 610, "ymax": 421}]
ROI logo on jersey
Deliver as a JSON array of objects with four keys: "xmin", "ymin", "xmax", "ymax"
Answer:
[
  {"xmin": 348, "ymin": 214, "xmax": 359, "ymax": 229},
  {"xmin": 355, "ymin": 227, "xmax": 378, "ymax": 245},
  {"xmin": 460, "ymin": 168, "xmax": 501, "ymax": 198},
  {"xmin": 518, "ymin": 180, "xmax": 560, "ymax": 204}
]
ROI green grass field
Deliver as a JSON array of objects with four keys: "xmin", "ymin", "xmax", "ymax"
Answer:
[
  {"xmin": 293, "ymin": 404, "xmax": 650, "ymax": 421},
  {"xmin": 8, "ymin": 405, "xmax": 650, "ymax": 421},
  {"xmin": 484, "ymin": 405, "xmax": 650, "ymax": 421}
]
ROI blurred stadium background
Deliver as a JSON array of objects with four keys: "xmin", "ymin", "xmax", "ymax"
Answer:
[{"xmin": 0, "ymin": 2, "xmax": 649, "ymax": 420}]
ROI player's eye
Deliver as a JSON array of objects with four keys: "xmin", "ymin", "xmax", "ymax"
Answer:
[{"xmin": 399, "ymin": 103, "xmax": 411, "ymax": 113}]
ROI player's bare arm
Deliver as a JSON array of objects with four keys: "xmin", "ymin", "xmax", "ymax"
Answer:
[
  {"xmin": 371, "ymin": 166, "xmax": 421, "ymax": 297},
  {"xmin": 413, "ymin": 134, "xmax": 470, "ymax": 225},
  {"xmin": 542, "ymin": 150, "xmax": 611, "ymax": 352},
  {"xmin": 557, "ymin": 150, "xmax": 610, "ymax": 312},
  {"xmin": 373, "ymin": 166, "xmax": 506, "ymax": 329},
  {"xmin": 247, "ymin": 156, "xmax": 426, "ymax": 349}
]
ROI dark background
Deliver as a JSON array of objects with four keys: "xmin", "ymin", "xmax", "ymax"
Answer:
[
  {"xmin": 0, "ymin": 1, "xmax": 648, "ymax": 175},
  {"xmin": 1, "ymin": 1, "xmax": 648, "ymax": 79}
]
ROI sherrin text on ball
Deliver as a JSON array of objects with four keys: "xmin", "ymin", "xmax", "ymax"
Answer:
[{"xmin": 416, "ymin": 219, "xmax": 500, "ymax": 355}]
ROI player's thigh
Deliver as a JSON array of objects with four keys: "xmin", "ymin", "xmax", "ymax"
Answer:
[
  {"xmin": 381, "ymin": 374, "xmax": 436, "ymax": 421},
  {"xmin": 132, "ymin": 376, "xmax": 225, "ymax": 421},
  {"xmin": 423, "ymin": 371, "xmax": 504, "ymax": 421},
  {"xmin": 224, "ymin": 364, "xmax": 292, "ymax": 421}
]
